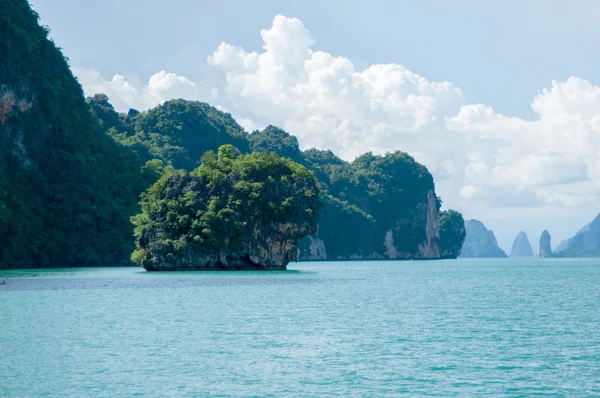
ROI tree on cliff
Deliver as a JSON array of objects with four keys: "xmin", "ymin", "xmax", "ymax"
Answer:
[
  {"xmin": 131, "ymin": 145, "xmax": 322, "ymax": 270},
  {"xmin": 439, "ymin": 210, "xmax": 466, "ymax": 259}
]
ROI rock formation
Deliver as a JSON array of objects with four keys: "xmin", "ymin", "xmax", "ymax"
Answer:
[
  {"xmin": 539, "ymin": 230, "xmax": 553, "ymax": 258},
  {"xmin": 460, "ymin": 219, "xmax": 508, "ymax": 258},
  {"xmin": 132, "ymin": 146, "xmax": 322, "ymax": 271},
  {"xmin": 510, "ymin": 232, "xmax": 534, "ymax": 257}
]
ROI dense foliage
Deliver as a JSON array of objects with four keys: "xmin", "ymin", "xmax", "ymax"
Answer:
[
  {"xmin": 131, "ymin": 145, "xmax": 321, "ymax": 270},
  {"xmin": 88, "ymin": 95, "xmax": 250, "ymax": 171},
  {"xmin": 249, "ymin": 125, "xmax": 304, "ymax": 164},
  {"xmin": 0, "ymin": 1, "xmax": 142, "ymax": 267},
  {"xmin": 439, "ymin": 210, "xmax": 466, "ymax": 259}
]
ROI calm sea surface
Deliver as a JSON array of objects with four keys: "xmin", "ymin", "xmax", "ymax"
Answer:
[{"xmin": 1, "ymin": 259, "xmax": 600, "ymax": 396}]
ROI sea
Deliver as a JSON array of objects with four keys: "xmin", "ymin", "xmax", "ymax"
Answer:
[{"xmin": 1, "ymin": 258, "xmax": 599, "ymax": 396}]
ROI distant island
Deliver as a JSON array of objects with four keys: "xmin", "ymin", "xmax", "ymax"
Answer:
[
  {"xmin": 460, "ymin": 219, "xmax": 508, "ymax": 258},
  {"xmin": 0, "ymin": 0, "xmax": 466, "ymax": 270},
  {"xmin": 553, "ymin": 213, "xmax": 600, "ymax": 257},
  {"xmin": 510, "ymin": 232, "xmax": 534, "ymax": 257}
]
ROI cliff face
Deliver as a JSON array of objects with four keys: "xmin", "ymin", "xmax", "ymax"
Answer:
[
  {"xmin": 510, "ymin": 232, "xmax": 534, "ymax": 257},
  {"xmin": 416, "ymin": 190, "xmax": 441, "ymax": 259},
  {"xmin": 555, "ymin": 213, "xmax": 600, "ymax": 257},
  {"xmin": 143, "ymin": 222, "xmax": 309, "ymax": 271},
  {"xmin": 539, "ymin": 230, "xmax": 553, "ymax": 258},
  {"xmin": 299, "ymin": 188, "xmax": 442, "ymax": 261},
  {"xmin": 460, "ymin": 219, "xmax": 508, "ymax": 258},
  {"xmin": 297, "ymin": 149, "xmax": 447, "ymax": 261}
]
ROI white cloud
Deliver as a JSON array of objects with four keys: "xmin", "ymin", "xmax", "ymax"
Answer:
[{"xmin": 73, "ymin": 68, "xmax": 208, "ymax": 112}]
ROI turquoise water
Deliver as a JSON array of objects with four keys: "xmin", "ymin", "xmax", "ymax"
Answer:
[{"xmin": 1, "ymin": 259, "xmax": 600, "ymax": 396}]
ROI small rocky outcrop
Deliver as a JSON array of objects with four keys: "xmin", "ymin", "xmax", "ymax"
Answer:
[
  {"xmin": 510, "ymin": 232, "xmax": 534, "ymax": 257},
  {"xmin": 539, "ymin": 230, "xmax": 553, "ymax": 258},
  {"xmin": 460, "ymin": 219, "xmax": 507, "ymax": 258}
]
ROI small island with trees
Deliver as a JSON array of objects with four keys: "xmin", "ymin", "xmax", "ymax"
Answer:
[{"xmin": 131, "ymin": 145, "xmax": 322, "ymax": 271}]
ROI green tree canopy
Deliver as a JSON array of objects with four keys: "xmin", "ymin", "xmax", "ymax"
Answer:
[
  {"xmin": 132, "ymin": 145, "xmax": 322, "ymax": 270},
  {"xmin": 439, "ymin": 210, "xmax": 466, "ymax": 259}
]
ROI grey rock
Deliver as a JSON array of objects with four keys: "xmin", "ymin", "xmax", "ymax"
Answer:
[{"xmin": 539, "ymin": 230, "xmax": 553, "ymax": 258}]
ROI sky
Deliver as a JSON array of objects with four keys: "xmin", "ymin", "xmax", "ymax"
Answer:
[{"xmin": 31, "ymin": 0, "xmax": 600, "ymax": 253}]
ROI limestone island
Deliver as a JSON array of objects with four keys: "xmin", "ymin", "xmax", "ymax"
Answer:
[
  {"xmin": 510, "ymin": 231, "xmax": 533, "ymax": 257},
  {"xmin": 539, "ymin": 230, "xmax": 554, "ymax": 258},
  {"xmin": 460, "ymin": 219, "xmax": 508, "ymax": 258},
  {"xmin": 131, "ymin": 145, "xmax": 322, "ymax": 271}
]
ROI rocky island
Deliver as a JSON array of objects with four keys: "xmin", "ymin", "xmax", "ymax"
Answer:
[
  {"xmin": 460, "ymin": 219, "xmax": 508, "ymax": 258},
  {"xmin": 539, "ymin": 230, "xmax": 554, "ymax": 258},
  {"xmin": 510, "ymin": 232, "xmax": 534, "ymax": 257},
  {"xmin": 131, "ymin": 145, "xmax": 322, "ymax": 271}
]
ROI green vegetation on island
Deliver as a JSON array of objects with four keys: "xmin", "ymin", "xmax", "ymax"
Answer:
[
  {"xmin": 439, "ymin": 210, "xmax": 467, "ymax": 259},
  {"xmin": 132, "ymin": 145, "xmax": 321, "ymax": 270}
]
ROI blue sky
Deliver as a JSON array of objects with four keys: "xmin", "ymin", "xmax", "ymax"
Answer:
[
  {"xmin": 34, "ymin": 0, "xmax": 600, "ymax": 119},
  {"xmin": 32, "ymin": 0, "xmax": 600, "ymax": 252}
]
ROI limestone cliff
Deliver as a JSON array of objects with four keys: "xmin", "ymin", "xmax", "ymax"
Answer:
[
  {"xmin": 299, "ymin": 189, "xmax": 443, "ymax": 261},
  {"xmin": 539, "ymin": 230, "xmax": 553, "ymax": 258},
  {"xmin": 510, "ymin": 232, "xmax": 534, "ymax": 257},
  {"xmin": 416, "ymin": 190, "xmax": 441, "ymax": 259},
  {"xmin": 460, "ymin": 219, "xmax": 508, "ymax": 258}
]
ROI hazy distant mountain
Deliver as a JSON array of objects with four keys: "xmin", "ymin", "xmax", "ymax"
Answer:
[
  {"xmin": 554, "ymin": 222, "xmax": 591, "ymax": 253},
  {"xmin": 460, "ymin": 219, "xmax": 508, "ymax": 258},
  {"xmin": 555, "ymin": 214, "xmax": 600, "ymax": 257},
  {"xmin": 510, "ymin": 232, "xmax": 534, "ymax": 257}
]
